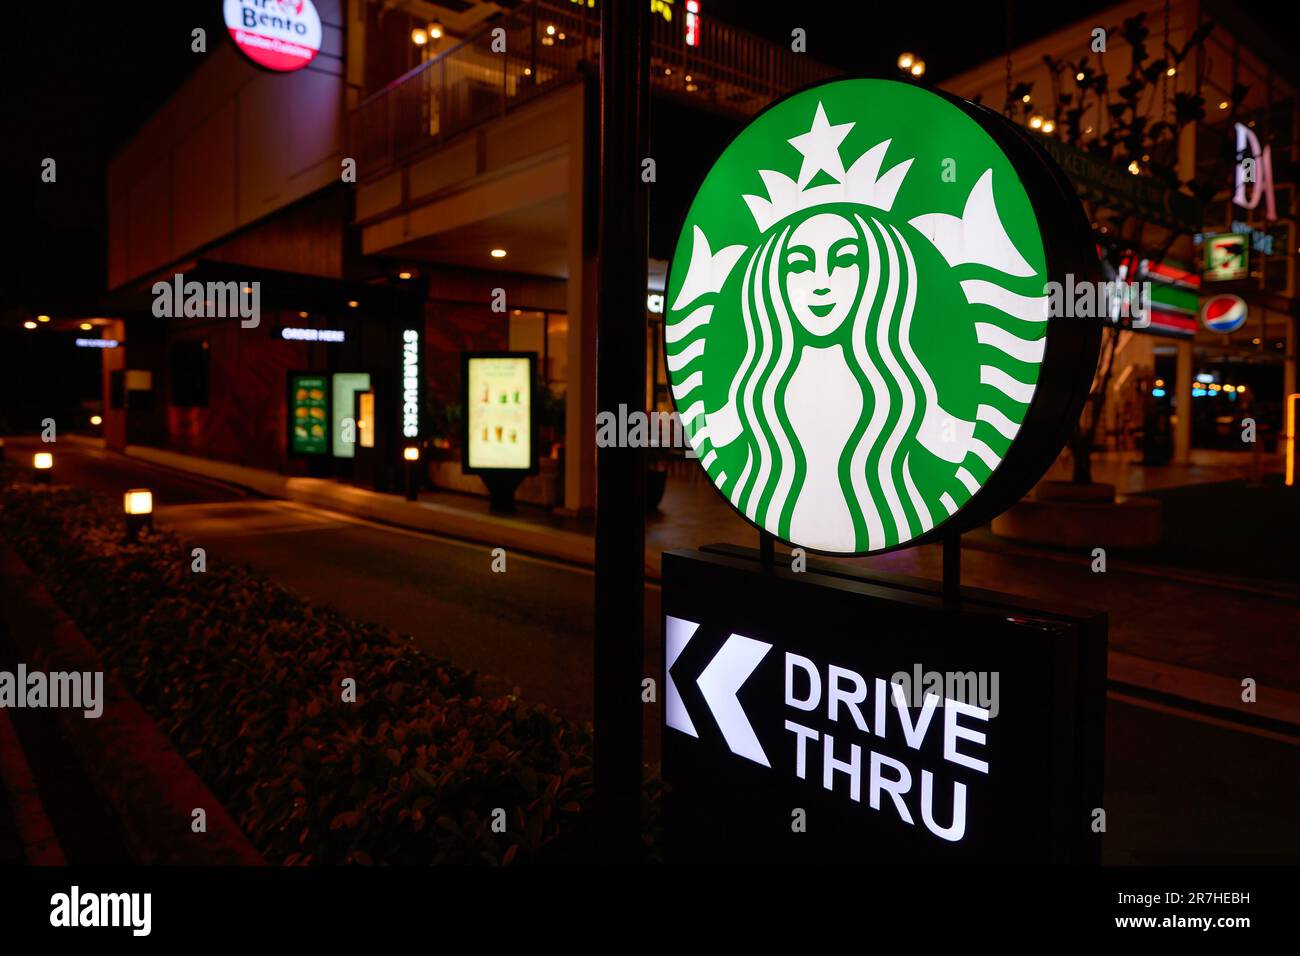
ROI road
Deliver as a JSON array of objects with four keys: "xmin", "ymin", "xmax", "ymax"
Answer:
[{"xmin": 6, "ymin": 437, "xmax": 1299, "ymax": 863}]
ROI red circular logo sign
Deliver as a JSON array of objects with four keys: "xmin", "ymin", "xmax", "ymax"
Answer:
[{"xmin": 223, "ymin": 0, "xmax": 322, "ymax": 72}]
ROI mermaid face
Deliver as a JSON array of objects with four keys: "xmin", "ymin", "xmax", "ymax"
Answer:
[{"xmin": 782, "ymin": 213, "xmax": 861, "ymax": 336}]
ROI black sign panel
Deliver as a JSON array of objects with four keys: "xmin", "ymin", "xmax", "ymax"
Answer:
[{"xmin": 663, "ymin": 547, "xmax": 1107, "ymax": 864}]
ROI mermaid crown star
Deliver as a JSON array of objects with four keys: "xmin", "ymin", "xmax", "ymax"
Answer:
[{"xmin": 742, "ymin": 102, "xmax": 914, "ymax": 233}]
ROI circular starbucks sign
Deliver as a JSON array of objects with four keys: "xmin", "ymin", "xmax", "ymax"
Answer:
[{"xmin": 665, "ymin": 78, "xmax": 1100, "ymax": 555}]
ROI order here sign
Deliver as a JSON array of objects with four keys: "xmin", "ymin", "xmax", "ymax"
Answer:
[{"xmin": 662, "ymin": 548, "xmax": 1107, "ymax": 864}]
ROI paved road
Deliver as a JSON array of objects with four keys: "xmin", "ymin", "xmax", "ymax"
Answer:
[{"xmin": 6, "ymin": 438, "xmax": 1299, "ymax": 863}]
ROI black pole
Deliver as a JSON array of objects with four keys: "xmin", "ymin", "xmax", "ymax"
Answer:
[{"xmin": 593, "ymin": 0, "xmax": 649, "ymax": 863}]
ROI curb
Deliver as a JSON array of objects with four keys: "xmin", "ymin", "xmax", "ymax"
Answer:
[
  {"xmin": 124, "ymin": 443, "xmax": 602, "ymax": 568},
  {"xmin": 0, "ymin": 544, "xmax": 264, "ymax": 866}
]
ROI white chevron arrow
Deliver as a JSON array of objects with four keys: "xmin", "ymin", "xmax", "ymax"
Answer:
[
  {"xmin": 696, "ymin": 633, "xmax": 773, "ymax": 767},
  {"xmin": 665, "ymin": 616, "xmax": 700, "ymax": 738}
]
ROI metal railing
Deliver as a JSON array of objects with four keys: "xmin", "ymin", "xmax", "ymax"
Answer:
[{"xmin": 350, "ymin": 0, "xmax": 838, "ymax": 178}]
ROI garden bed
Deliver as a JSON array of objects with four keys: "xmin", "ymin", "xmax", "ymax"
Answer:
[{"xmin": 0, "ymin": 479, "xmax": 594, "ymax": 864}]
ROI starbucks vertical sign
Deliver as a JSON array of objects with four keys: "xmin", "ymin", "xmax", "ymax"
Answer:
[{"xmin": 665, "ymin": 78, "xmax": 1100, "ymax": 554}]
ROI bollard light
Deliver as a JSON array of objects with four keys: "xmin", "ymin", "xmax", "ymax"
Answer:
[
  {"xmin": 124, "ymin": 488, "xmax": 153, "ymax": 541},
  {"xmin": 403, "ymin": 446, "xmax": 420, "ymax": 501},
  {"xmin": 33, "ymin": 451, "xmax": 53, "ymax": 483}
]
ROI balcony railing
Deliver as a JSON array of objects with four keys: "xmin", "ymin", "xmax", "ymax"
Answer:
[{"xmin": 350, "ymin": 0, "xmax": 838, "ymax": 179}]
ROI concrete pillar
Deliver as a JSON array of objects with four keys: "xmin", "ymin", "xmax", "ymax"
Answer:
[
  {"xmin": 563, "ymin": 81, "xmax": 597, "ymax": 515},
  {"xmin": 1174, "ymin": 338, "xmax": 1194, "ymax": 461},
  {"xmin": 102, "ymin": 319, "xmax": 128, "ymax": 452}
]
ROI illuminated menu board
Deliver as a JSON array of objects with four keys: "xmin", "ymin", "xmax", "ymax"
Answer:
[
  {"xmin": 289, "ymin": 374, "xmax": 329, "ymax": 455},
  {"xmin": 464, "ymin": 354, "xmax": 536, "ymax": 472}
]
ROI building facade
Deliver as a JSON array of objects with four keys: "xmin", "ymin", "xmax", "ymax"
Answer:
[
  {"xmin": 102, "ymin": 0, "xmax": 832, "ymax": 511},
  {"xmin": 940, "ymin": 0, "xmax": 1298, "ymax": 464}
]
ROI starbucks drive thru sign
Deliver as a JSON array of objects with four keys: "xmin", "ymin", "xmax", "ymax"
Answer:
[{"xmin": 665, "ymin": 78, "xmax": 1100, "ymax": 554}]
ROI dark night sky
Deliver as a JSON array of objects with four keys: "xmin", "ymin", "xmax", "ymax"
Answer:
[{"xmin": 1, "ymin": 0, "xmax": 1295, "ymax": 319}]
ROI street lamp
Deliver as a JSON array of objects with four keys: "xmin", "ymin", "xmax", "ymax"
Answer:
[
  {"xmin": 33, "ymin": 452, "xmax": 53, "ymax": 484},
  {"xmin": 411, "ymin": 27, "xmax": 428, "ymax": 46},
  {"xmin": 897, "ymin": 52, "xmax": 914, "ymax": 71},
  {"xmin": 124, "ymin": 488, "xmax": 153, "ymax": 542},
  {"xmin": 909, "ymin": 60, "xmax": 926, "ymax": 78}
]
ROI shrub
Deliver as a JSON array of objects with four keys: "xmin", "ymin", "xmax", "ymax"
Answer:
[{"xmin": 0, "ymin": 481, "xmax": 593, "ymax": 864}]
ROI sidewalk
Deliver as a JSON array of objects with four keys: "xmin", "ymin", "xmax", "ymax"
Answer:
[{"xmin": 101, "ymin": 441, "xmax": 1300, "ymax": 709}]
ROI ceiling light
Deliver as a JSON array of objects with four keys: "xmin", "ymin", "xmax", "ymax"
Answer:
[{"xmin": 490, "ymin": 248, "xmax": 507, "ymax": 259}]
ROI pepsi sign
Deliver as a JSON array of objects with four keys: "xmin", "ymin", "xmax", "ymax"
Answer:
[{"xmin": 1200, "ymin": 294, "xmax": 1248, "ymax": 334}]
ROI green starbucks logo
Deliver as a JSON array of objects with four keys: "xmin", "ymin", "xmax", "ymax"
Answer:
[{"xmin": 665, "ymin": 78, "xmax": 1094, "ymax": 555}]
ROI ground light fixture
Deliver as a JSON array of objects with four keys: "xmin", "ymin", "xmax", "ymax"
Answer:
[
  {"xmin": 33, "ymin": 451, "xmax": 53, "ymax": 483},
  {"xmin": 123, "ymin": 488, "xmax": 154, "ymax": 542},
  {"xmin": 403, "ymin": 446, "xmax": 421, "ymax": 501}
]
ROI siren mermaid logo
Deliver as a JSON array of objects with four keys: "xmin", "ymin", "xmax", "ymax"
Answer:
[{"xmin": 665, "ymin": 79, "xmax": 1056, "ymax": 554}]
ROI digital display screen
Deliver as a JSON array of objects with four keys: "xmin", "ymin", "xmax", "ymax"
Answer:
[
  {"xmin": 290, "ymin": 374, "xmax": 329, "ymax": 455},
  {"xmin": 466, "ymin": 356, "xmax": 533, "ymax": 471}
]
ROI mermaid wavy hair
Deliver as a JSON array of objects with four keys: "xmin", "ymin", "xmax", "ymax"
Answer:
[{"xmin": 723, "ymin": 207, "xmax": 939, "ymax": 550}]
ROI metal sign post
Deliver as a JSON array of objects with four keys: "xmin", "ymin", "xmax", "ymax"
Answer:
[{"xmin": 592, "ymin": 0, "xmax": 650, "ymax": 864}]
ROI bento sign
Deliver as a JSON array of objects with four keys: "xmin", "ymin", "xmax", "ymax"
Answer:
[{"xmin": 223, "ymin": 0, "xmax": 322, "ymax": 72}]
